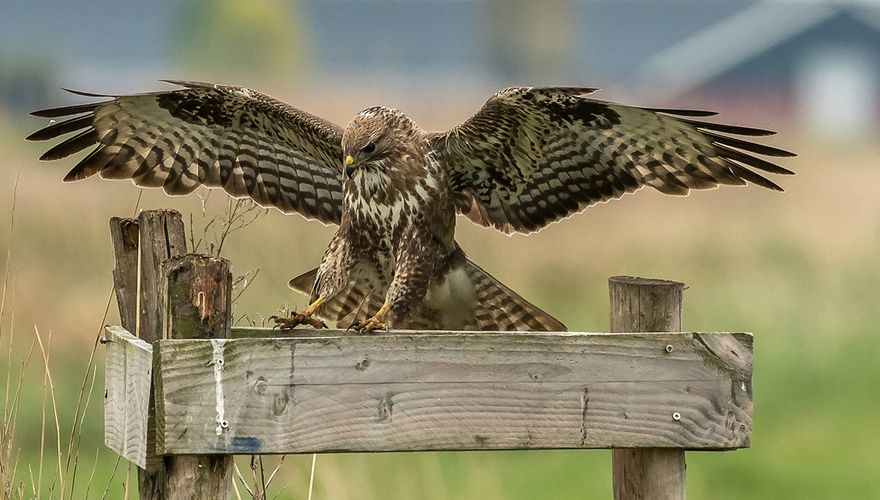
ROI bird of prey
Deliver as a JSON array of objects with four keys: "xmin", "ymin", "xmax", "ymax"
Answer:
[{"xmin": 27, "ymin": 82, "xmax": 794, "ymax": 332}]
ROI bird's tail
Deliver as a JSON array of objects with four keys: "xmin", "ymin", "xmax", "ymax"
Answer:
[
  {"xmin": 287, "ymin": 269, "xmax": 378, "ymax": 326},
  {"xmin": 460, "ymin": 258, "xmax": 566, "ymax": 332},
  {"xmin": 288, "ymin": 259, "xmax": 565, "ymax": 332}
]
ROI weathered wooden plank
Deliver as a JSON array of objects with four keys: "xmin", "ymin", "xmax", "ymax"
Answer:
[
  {"xmin": 610, "ymin": 276, "xmax": 689, "ymax": 500},
  {"xmin": 166, "ymin": 332, "xmax": 754, "ymax": 385},
  {"xmin": 153, "ymin": 332, "xmax": 752, "ymax": 455},
  {"xmin": 103, "ymin": 326, "xmax": 152, "ymax": 468},
  {"xmin": 159, "ymin": 379, "xmax": 747, "ymax": 454}
]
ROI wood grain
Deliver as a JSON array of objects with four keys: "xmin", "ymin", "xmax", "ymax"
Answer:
[
  {"xmin": 155, "ymin": 253, "xmax": 234, "ymax": 499},
  {"xmin": 109, "ymin": 210, "xmax": 188, "ymax": 499},
  {"xmin": 136, "ymin": 210, "xmax": 187, "ymax": 341},
  {"xmin": 109, "ymin": 217, "xmax": 139, "ymax": 330},
  {"xmin": 103, "ymin": 326, "xmax": 152, "ymax": 468},
  {"xmin": 138, "ymin": 211, "xmax": 187, "ymax": 498},
  {"xmin": 610, "ymin": 276, "xmax": 690, "ymax": 500},
  {"xmin": 161, "ymin": 254, "xmax": 232, "ymax": 340},
  {"xmin": 153, "ymin": 331, "xmax": 752, "ymax": 455}
]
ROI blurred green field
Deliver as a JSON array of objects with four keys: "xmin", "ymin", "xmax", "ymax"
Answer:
[{"xmin": 0, "ymin": 110, "xmax": 878, "ymax": 499}]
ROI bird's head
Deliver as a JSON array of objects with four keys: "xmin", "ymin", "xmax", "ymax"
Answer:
[{"xmin": 341, "ymin": 107, "xmax": 423, "ymax": 179}]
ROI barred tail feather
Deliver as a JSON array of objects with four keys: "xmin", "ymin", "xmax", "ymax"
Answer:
[
  {"xmin": 462, "ymin": 259, "xmax": 566, "ymax": 332},
  {"xmin": 287, "ymin": 268, "xmax": 370, "ymax": 323},
  {"xmin": 286, "ymin": 259, "xmax": 566, "ymax": 332}
]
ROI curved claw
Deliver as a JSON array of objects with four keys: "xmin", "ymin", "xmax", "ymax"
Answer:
[{"xmin": 347, "ymin": 316, "xmax": 388, "ymax": 334}]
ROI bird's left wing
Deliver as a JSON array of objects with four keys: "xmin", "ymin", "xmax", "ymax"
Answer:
[
  {"xmin": 430, "ymin": 87, "xmax": 795, "ymax": 234},
  {"xmin": 28, "ymin": 81, "xmax": 345, "ymax": 225}
]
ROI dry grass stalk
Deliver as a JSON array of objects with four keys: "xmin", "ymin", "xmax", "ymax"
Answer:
[
  {"xmin": 0, "ymin": 171, "xmax": 19, "ymax": 345},
  {"xmin": 189, "ymin": 191, "xmax": 268, "ymax": 258},
  {"xmin": 98, "ymin": 455, "xmax": 123, "ymax": 500},
  {"xmin": 0, "ymin": 182, "xmax": 145, "ymax": 499},
  {"xmin": 308, "ymin": 454, "xmax": 317, "ymax": 500},
  {"xmin": 34, "ymin": 327, "xmax": 63, "ymax": 498},
  {"xmin": 0, "ymin": 179, "xmax": 293, "ymax": 498},
  {"xmin": 82, "ymin": 446, "xmax": 100, "ymax": 499},
  {"xmin": 233, "ymin": 460, "xmax": 256, "ymax": 498}
]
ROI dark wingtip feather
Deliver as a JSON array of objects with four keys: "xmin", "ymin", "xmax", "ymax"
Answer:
[
  {"xmin": 727, "ymin": 161, "xmax": 785, "ymax": 192},
  {"xmin": 682, "ymin": 119, "xmax": 777, "ymax": 137},
  {"xmin": 62, "ymin": 146, "xmax": 106, "ymax": 181},
  {"xmin": 647, "ymin": 107, "xmax": 718, "ymax": 117},
  {"xmin": 63, "ymin": 168, "xmax": 84, "ymax": 182},
  {"xmin": 715, "ymin": 143, "xmax": 796, "ymax": 175},
  {"xmin": 704, "ymin": 131, "xmax": 797, "ymax": 158},
  {"xmin": 61, "ymin": 87, "xmax": 115, "ymax": 98},
  {"xmin": 31, "ymin": 102, "xmax": 101, "ymax": 118},
  {"xmin": 25, "ymin": 114, "xmax": 92, "ymax": 141},
  {"xmin": 39, "ymin": 129, "xmax": 97, "ymax": 161}
]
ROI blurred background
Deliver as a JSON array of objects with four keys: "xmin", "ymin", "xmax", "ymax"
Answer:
[{"xmin": 0, "ymin": 0, "xmax": 878, "ymax": 498}]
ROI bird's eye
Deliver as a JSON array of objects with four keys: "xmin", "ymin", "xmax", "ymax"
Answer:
[{"xmin": 361, "ymin": 143, "xmax": 376, "ymax": 154}]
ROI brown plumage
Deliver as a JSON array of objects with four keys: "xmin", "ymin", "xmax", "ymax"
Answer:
[{"xmin": 28, "ymin": 82, "xmax": 795, "ymax": 332}]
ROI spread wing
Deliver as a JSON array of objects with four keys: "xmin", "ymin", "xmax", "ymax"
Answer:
[
  {"xmin": 27, "ymin": 81, "xmax": 345, "ymax": 225},
  {"xmin": 431, "ymin": 87, "xmax": 795, "ymax": 234}
]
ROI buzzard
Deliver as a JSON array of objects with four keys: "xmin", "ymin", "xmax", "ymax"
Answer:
[{"xmin": 28, "ymin": 82, "xmax": 794, "ymax": 332}]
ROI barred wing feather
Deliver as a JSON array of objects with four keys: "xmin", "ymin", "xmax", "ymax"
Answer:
[
  {"xmin": 28, "ymin": 81, "xmax": 345, "ymax": 225},
  {"xmin": 432, "ymin": 87, "xmax": 795, "ymax": 234}
]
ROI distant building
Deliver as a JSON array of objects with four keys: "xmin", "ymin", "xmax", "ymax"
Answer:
[
  {"xmin": 3, "ymin": 0, "xmax": 879, "ymax": 135},
  {"xmin": 636, "ymin": 2, "xmax": 880, "ymax": 137}
]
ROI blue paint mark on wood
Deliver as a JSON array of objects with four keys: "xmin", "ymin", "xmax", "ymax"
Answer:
[{"xmin": 229, "ymin": 436, "xmax": 262, "ymax": 453}]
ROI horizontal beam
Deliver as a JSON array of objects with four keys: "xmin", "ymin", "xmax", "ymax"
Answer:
[
  {"xmin": 153, "ymin": 331, "xmax": 752, "ymax": 455},
  {"xmin": 103, "ymin": 326, "xmax": 153, "ymax": 468}
]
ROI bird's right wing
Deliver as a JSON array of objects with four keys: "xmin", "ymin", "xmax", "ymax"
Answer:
[
  {"xmin": 431, "ymin": 87, "xmax": 795, "ymax": 235},
  {"xmin": 28, "ymin": 81, "xmax": 346, "ymax": 225}
]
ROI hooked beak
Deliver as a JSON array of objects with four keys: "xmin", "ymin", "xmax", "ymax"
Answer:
[{"xmin": 344, "ymin": 155, "xmax": 357, "ymax": 178}]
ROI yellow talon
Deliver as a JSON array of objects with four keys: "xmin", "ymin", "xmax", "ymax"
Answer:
[{"xmin": 349, "ymin": 302, "xmax": 391, "ymax": 333}]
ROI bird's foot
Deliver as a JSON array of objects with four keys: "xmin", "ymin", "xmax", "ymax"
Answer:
[
  {"xmin": 270, "ymin": 312, "xmax": 327, "ymax": 330},
  {"xmin": 346, "ymin": 315, "xmax": 388, "ymax": 334},
  {"xmin": 271, "ymin": 296, "xmax": 328, "ymax": 330},
  {"xmin": 347, "ymin": 303, "xmax": 391, "ymax": 334}
]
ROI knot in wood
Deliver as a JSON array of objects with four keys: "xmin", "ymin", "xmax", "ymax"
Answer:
[
  {"xmin": 355, "ymin": 356, "xmax": 371, "ymax": 371},
  {"xmin": 378, "ymin": 393, "xmax": 394, "ymax": 422},
  {"xmin": 253, "ymin": 376, "xmax": 268, "ymax": 396},
  {"xmin": 273, "ymin": 391, "xmax": 289, "ymax": 416}
]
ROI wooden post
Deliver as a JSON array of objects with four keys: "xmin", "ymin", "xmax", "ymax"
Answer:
[
  {"xmin": 159, "ymin": 254, "xmax": 233, "ymax": 499},
  {"xmin": 110, "ymin": 209, "xmax": 232, "ymax": 499},
  {"xmin": 110, "ymin": 210, "xmax": 186, "ymax": 499},
  {"xmin": 609, "ymin": 276, "xmax": 686, "ymax": 500}
]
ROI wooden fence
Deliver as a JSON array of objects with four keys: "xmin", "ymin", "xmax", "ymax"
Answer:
[{"xmin": 102, "ymin": 209, "xmax": 753, "ymax": 499}]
